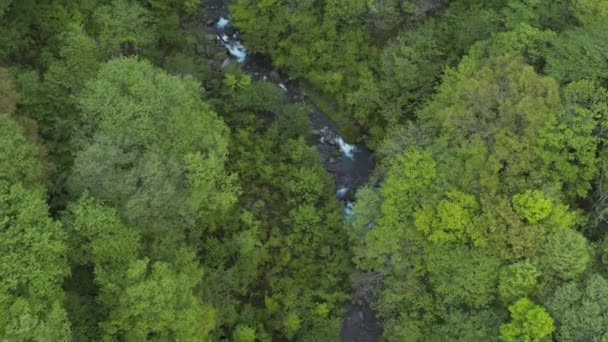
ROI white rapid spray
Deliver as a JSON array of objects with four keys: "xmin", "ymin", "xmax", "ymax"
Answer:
[
  {"xmin": 216, "ymin": 17, "xmax": 230, "ymax": 29},
  {"xmin": 216, "ymin": 18, "xmax": 248, "ymax": 63},
  {"xmin": 223, "ymin": 39, "xmax": 248, "ymax": 63},
  {"xmin": 336, "ymin": 187, "xmax": 349, "ymax": 199},
  {"xmin": 344, "ymin": 201, "xmax": 354, "ymax": 218},
  {"xmin": 336, "ymin": 137, "xmax": 356, "ymax": 159}
]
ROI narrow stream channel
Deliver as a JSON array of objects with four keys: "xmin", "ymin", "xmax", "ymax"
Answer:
[{"xmin": 204, "ymin": 4, "xmax": 382, "ymax": 340}]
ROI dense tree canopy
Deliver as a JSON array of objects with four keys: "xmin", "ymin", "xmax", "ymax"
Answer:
[
  {"xmin": 69, "ymin": 58, "xmax": 235, "ymax": 249},
  {"xmin": 1, "ymin": 0, "xmax": 607, "ymax": 340},
  {"xmin": 0, "ymin": 114, "xmax": 70, "ymax": 340}
]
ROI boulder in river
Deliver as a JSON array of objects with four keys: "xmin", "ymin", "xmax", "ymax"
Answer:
[
  {"xmin": 269, "ymin": 70, "xmax": 280, "ymax": 82},
  {"xmin": 225, "ymin": 26, "xmax": 237, "ymax": 36},
  {"xmin": 221, "ymin": 58, "xmax": 232, "ymax": 69}
]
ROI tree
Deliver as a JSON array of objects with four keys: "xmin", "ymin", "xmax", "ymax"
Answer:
[
  {"xmin": 215, "ymin": 78, "xmax": 350, "ymax": 340},
  {"xmin": 546, "ymin": 274, "xmax": 608, "ymax": 341},
  {"xmin": 101, "ymin": 256, "xmax": 216, "ymax": 340},
  {"xmin": 498, "ymin": 261, "xmax": 540, "ymax": 303},
  {"xmin": 347, "ymin": 186, "xmax": 382, "ymax": 257},
  {"xmin": 0, "ymin": 114, "xmax": 42, "ymax": 186},
  {"xmin": 360, "ymin": 147, "xmax": 436, "ymax": 272},
  {"xmin": 70, "ymin": 58, "xmax": 235, "ymax": 247},
  {"xmin": 231, "ymin": 0, "xmax": 373, "ymax": 97},
  {"xmin": 425, "ymin": 243, "xmax": 500, "ymax": 308},
  {"xmin": 537, "ymin": 80, "xmax": 605, "ymax": 201},
  {"xmin": 430, "ymin": 309, "xmax": 501, "ymax": 342},
  {"xmin": 544, "ymin": 20, "xmax": 608, "ymax": 84},
  {"xmin": 512, "ymin": 190, "xmax": 553, "ymax": 224},
  {"xmin": 537, "ymin": 227, "xmax": 591, "ymax": 281},
  {"xmin": 502, "ymin": 0, "xmax": 573, "ymax": 30},
  {"xmin": 347, "ymin": 27, "xmax": 444, "ymax": 131},
  {"xmin": 0, "ymin": 67, "xmax": 19, "ymax": 113},
  {"xmin": 0, "ymin": 181, "xmax": 70, "ymax": 339},
  {"xmin": 234, "ymin": 325, "xmax": 256, "ymax": 342},
  {"xmin": 570, "ymin": 0, "xmax": 608, "ymax": 25},
  {"xmin": 42, "ymin": 24, "xmax": 100, "ymax": 132},
  {"xmin": 415, "ymin": 189, "xmax": 483, "ymax": 246},
  {"xmin": 62, "ymin": 196, "xmax": 216, "ymax": 340},
  {"xmin": 353, "ymin": 48, "xmax": 594, "ymax": 340},
  {"xmin": 500, "ymin": 298, "xmax": 554, "ymax": 342},
  {"xmin": 93, "ymin": 0, "xmax": 156, "ymax": 57},
  {"xmin": 0, "ymin": 0, "xmax": 69, "ymax": 64},
  {"xmin": 419, "ymin": 54, "xmax": 565, "ymax": 195},
  {"xmin": 484, "ymin": 195, "xmax": 546, "ymax": 261},
  {"xmin": 0, "ymin": 111, "xmax": 70, "ymax": 338}
]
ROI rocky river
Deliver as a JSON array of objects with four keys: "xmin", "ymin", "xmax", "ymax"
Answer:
[{"xmin": 201, "ymin": 2, "xmax": 382, "ymax": 340}]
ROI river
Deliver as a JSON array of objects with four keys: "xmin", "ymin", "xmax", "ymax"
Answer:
[{"xmin": 202, "ymin": 2, "xmax": 381, "ymax": 340}]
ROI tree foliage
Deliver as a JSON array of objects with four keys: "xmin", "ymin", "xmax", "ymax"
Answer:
[
  {"xmin": 500, "ymin": 298, "xmax": 554, "ymax": 342},
  {"xmin": 70, "ymin": 58, "xmax": 235, "ymax": 246},
  {"xmin": 2, "ymin": 0, "xmax": 608, "ymax": 340},
  {"xmin": 546, "ymin": 274, "xmax": 608, "ymax": 341}
]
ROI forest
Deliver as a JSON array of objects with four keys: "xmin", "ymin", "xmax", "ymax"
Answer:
[{"xmin": 1, "ymin": 0, "xmax": 608, "ymax": 341}]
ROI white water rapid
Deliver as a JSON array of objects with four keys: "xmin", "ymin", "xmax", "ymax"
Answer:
[
  {"xmin": 216, "ymin": 17, "xmax": 229, "ymax": 29},
  {"xmin": 344, "ymin": 201, "xmax": 354, "ymax": 218},
  {"xmin": 336, "ymin": 137, "xmax": 356, "ymax": 159},
  {"xmin": 337, "ymin": 187, "xmax": 349, "ymax": 199},
  {"xmin": 216, "ymin": 18, "xmax": 248, "ymax": 63}
]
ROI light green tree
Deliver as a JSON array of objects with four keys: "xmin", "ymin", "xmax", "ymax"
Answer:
[
  {"xmin": 70, "ymin": 58, "xmax": 235, "ymax": 247},
  {"xmin": 512, "ymin": 190, "xmax": 553, "ymax": 224},
  {"xmin": 498, "ymin": 261, "xmax": 540, "ymax": 303},
  {"xmin": 425, "ymin": 243, "xmax": 500, "ymax": 308},
  {"xmin": 500, "ymin": 298, "xmax": 554, "ymax": 342},
  {"xmin": 0, "ymin": 182, "xmax": 70, "ymax": 339}
]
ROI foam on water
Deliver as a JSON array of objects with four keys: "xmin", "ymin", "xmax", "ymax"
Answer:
[
  {"xmin": 225, "ymin": 40, "xmax": 248, "ymax": 63},
  {"xmin": 216, "ymin": 17, "xmax": 230, "ymax": 29},
  {"xmin": 218, "ymin": 35, "xmax": 248, "ymax": 63},
  {"xmin": 336, "ymin": 136, "xmax": 356, "ymax": 159},
  {"xmin": 279, "ymin": 83, "xmax": 288, "ymax": 92},
  {"xmin": 337, "ymin": 187, "xmax": 349, "ymax": 199},
  {"xmin": 344, "ymin": 201, "xmax": 354, "ymax": 218}
]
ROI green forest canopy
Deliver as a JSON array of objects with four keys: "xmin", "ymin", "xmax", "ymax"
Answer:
[{"xmin": 1, "ymin": 0, "xmax": 608, "ymax": 340}]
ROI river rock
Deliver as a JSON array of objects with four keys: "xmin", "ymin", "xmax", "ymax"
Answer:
[
  {"xmin": 204, "ymin": 33, "xmax": 216, "ymax": 41},
  {"xmin": 225, "ymin": 26, "xmax": 237, "ymax": 36},
  {"xmin": 221, "ymin": 58, "xmax": 232, "ymax": 69},
  {"xmin": 206, "ymin": 19, "xmax": 216, "ymax": 26},
  {"xmin": 329, "ymin": 157, "xmax": 336, "ymax": 163},
  {"xmin": 269, "ymin": 70, "xmax": 280, "ymax": 82}
]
